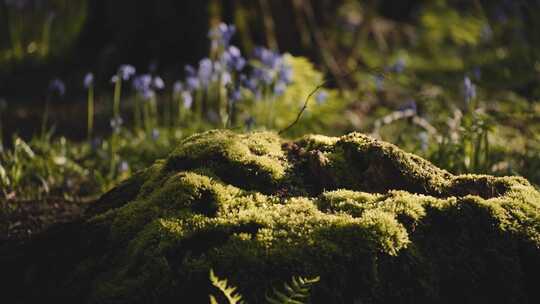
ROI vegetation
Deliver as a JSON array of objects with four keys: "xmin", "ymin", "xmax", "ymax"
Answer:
[
  {"xmin": 1, "ymin": 1, "xmax": 540, "ymax": 303},
  {"xmin": 3, "ymin": 130, "xmax": 539, "ymax": 303}
]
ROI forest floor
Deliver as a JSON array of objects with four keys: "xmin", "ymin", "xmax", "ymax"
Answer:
[{"xmin": 1, "ymin": 199, "xmax": 87, "ymax": 242}]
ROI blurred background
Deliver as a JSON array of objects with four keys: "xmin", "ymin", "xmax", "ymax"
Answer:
[
  {"xmin": 2, "ymin": 0, "xmax": 540, "ymax": 230},
  {"xmin": 1, "ymin": 0, "xmax": 539, "ymax": 134}
]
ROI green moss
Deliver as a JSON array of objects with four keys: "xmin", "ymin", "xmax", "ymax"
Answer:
[{"xmin": 10, "ymin": 130, "xmax": 540, "ymax": 303}]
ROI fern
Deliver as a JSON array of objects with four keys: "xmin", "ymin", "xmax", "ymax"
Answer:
[
  {"xmin": 266, "ymin": 276, "xmax": 320, "ymax": 304},
  {"xmin": 209, "ymin": 269, "xmax": 245, "ymax": 304},
  {"xmin": 209, "ymin": 269, "xmax": 320, "ymax": 304}
]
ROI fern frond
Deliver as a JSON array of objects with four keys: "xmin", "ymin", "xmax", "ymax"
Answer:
[
  {"xmin": 209, "ymin": 269, "xmax": 245, "ymax": 304},
  {"xmin": 266, "ymin": 275, "xmax": 320, "ymax": 304}
]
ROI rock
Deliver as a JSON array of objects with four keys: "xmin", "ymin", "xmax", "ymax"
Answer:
[{"xmin": 3, "ymin": 130, "xmax": 540, "ymax": 303}]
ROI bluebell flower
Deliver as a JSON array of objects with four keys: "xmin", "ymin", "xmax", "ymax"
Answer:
[
  {"xmin": 241, "ymin": 74, "xmax": 259, "ymax": 94},
  {"xmin": 222, "ymin": 46, "xmax": 246, "ymax": 71},
  {"xmin": 118, "ymin": 160, "xmax": 129, "ymax": 173},
  {"xmin": 83, "ymin": 73, "xmax": 94, "ymax": 89},
  {"xmin": 209, "ymin": 23, "xmax": 236, "ymax": 49},
  {"xmin": 110, "ymin": 75, "xmax": 119, "ymax": 84},
  {"xmin": 228, "ymin": 88, "xmax": 242, "ymax": 103},
  {"xmin": 315, "ymin": 91, "xmax": 328, "ymax": 105},
  {"xmin": 463, "ymin": 76, "xmax": 476, "ymax": 104},
  {"xmin": 133, "ymin": 74, "xmax": 152, "ymax": 94},
  {"xmin": 185, "ymin": 65, "xmax": 196, "ymax": 77},
  {"xmin": 221, "ymin": 71, "xmax": 232, "ymax": 86},
  {"xmin": 118, "ymin": 64, "xmax": 136, "ymax": 81},
  {"xmin": 142, "ymin": 90, "xmax": 155, "ymax": 100},
  {"xmin": 110, "ymin": 116, "xmax": 123, "ymax": 133},
  {"xmin": 151, "ymin": 128, "xmax": 160, "ymax": 140},
  {"xmin": 48, "ymin": 78, "xmax": 66, "ymax": 97},
  {"xmin": 390, "ymin": 58, "xmax": 406, "ymax": 73},
  {"xmin": 278, "ymin": 65, "xmax": 293, "ymax": 84},
  {"xmin": 173, "ymin": 81, "xmax": 183, "ymax": 95},
  {"xmin": 153, "ymin": 76, "xmax": 165, "ymax": 90},
  {"xmin": 253, "ymin": 68, "xmax": 273, "ymax": 85},
  {"xmin": 254, "ymin": 47, "xmax": 280, "ymax": 69},
  {"xmin": 212, "ymin": 62, "xmax": 223, "ymax": 82},
  {"xmin": 186, "ymin": 77, "xmax": 200, "ymax": 91},
  {"xmin": 198, "ymin": 58, "xmax": 213, "ymax": 86},
  {"xmin": 274, "ymin": 82, "xmax": 287, "ymax": 96},
  {"xmin": 181, "ymin": 91, "xmax": 193, "ymax": 109}
]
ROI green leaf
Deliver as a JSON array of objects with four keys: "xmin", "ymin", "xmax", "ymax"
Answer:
[
  {"xmin": 209, "ymin": 269, "xmax": 245, "ymax": 304},
  {"xmin": 0, "ymin": 163, "xmax": 9, "ymax": 186},
  {"xmin": 266, "ymin": 276, "xmax": 320, "ymax": 304}
]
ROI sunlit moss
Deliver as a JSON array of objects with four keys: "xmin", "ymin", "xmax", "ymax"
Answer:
[{"xmin": 14, "ymin": 129, "xmax": 540, "ymax": 303}]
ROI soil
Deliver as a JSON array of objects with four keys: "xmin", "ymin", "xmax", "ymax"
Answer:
[{"xmin": 0, "ymin": 198, "xmax": 86, "ymax": 242}]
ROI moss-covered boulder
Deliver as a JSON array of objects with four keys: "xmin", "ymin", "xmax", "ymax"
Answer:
[{"xmin": 3, "ymin": 130, "xmax": 540, "ymax": 303}]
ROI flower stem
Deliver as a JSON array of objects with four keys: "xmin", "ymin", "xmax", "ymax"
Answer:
[
  {"xmin": 87, "ymin": 85, "xmax": 94, "ymax": 141},
  {"xmin": 113, "ymin": 76, "xmax": 122, "ymax": 118}
]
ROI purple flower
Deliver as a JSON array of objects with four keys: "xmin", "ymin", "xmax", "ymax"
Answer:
[
  {"xmin": 390, "ymin": 58, "xmax": 406, "ymax": 73},
  {"xmin": 83, "ymin": 73, "xmax": 94, "ymax": 89},
  {"xmin": 222, "ymin": 46, "xmax": 246, "ymax": 71},
  {"xmin": 118, "ymin": 160, "xmax": 129, "ymax": 173},
  {"xmin": 133, "ymin": 74, "xmax": 152, "ymax": 93},
  {"xmin": 209, "ymin": 23, "xmax": 236, "ymax": 48},
  {"xmin": 110, "ymin": 75, "xmax": 119, "ymax": 84},
  {"xmin": 110, "ymin": 116, "xmax": 123, "ymax": 133},
  {"xmin": 142, "ymin": 90, "xmax": 155, "ymax": 100},
  {"xmin": 182, "ymin": 91, "xmax": 193, "ymax": 109},
  {"xmin": 118, "ymin": 64, "xmax": 136, "ymax": 81},
  {"xmin": 241, "ymin": 74, "xmax": 259, "ymax": 94},
  {"xmin": 151, "ymin": 128, "xmax": 160, "ymax": 140},
  {"xmin": 186, "ymin": 77, "xmax": 200, "ymax": 91},
  {"xmin": 173, "ymin": 81, "xmax": 183, "ymax": 94},
  {"xmin": 274, "ymin": 82, "xmax": 287, "ymax": 96},
  {"xmin": 253, "ymin": 68, "xmax": 273, "ymax": 85},
  {"xmin": 315, "ymin": 91, "xmax": 328, "ymax": 104},
  {"xmin": 198, "ymin": 58, "xmax": 213, "ymax": 86},
  {"xmin": 463, "ymin": 76, "xmax": 476, "ymax": 103},
  {"xmin": 254, "ymin": 47, "xmax": 281, "ymax": 69},
  {"xmin": 185, "ymin": 65, "xmax": 196, "ymax": 77},
  {"xmin": 48, "ymin": 78, "xmax": 66, "ymax": 97},
  {"xmin": 228, "ymin": 88, "xmax": 242, "ymax": 102},
  {"xmin": 221, "ymin": 71, "xmax": 232, "ymax": 86},
  {"xmin": 278, "ymin": 65, "xmax": 293, "ymax": 84},
  {"xmin": 153, "ymin": 76, "xmax": 165, "ymax": 90}
]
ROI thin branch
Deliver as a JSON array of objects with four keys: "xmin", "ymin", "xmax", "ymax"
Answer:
[
  {"xmin": 278, "ymin": 81, "xmax": 327, "ymax": 135},
  {"xmin": 278, "ymin": 66, "xmax": 395, "ymax": 135}
]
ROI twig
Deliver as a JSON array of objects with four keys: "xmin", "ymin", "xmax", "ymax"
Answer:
[
  {"xmin": 278, "ymin": 66, "xmax": 391, "ymax": 135},
  {"xmin": 278, "ymin": 81, "xmax": 327, "ymax": 135}
]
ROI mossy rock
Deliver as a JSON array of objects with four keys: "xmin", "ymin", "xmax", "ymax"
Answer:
[{"xmin": 3, "ymin": 130, "xmax": 540, "ymax": 303}]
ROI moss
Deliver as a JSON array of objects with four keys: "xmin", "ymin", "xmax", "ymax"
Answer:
[{"xmin": 7, "ymin": 130, "xmax": 540, "ymax": 304}]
